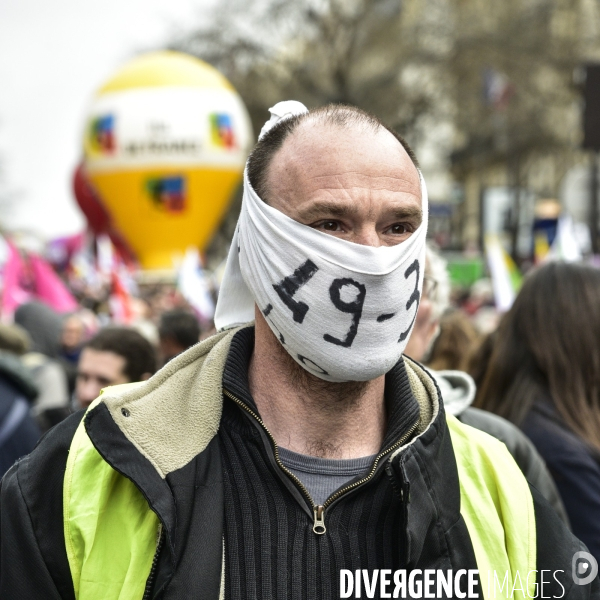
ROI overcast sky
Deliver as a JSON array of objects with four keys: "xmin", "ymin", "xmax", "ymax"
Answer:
[{"xmin": 0, "ymin": 0, "xmax": 215, "ymax": 240}]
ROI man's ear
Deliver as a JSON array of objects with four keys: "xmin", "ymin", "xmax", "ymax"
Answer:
[{"xmin": 140, "ymin": 372, "xmax": 152, "ymax": 381}]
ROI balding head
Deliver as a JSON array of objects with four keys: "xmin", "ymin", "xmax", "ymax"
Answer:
[
  {"xmin": 248, "ymin": 104, "xmax": 419, "ymax": 203},
  {"xmin": 247, "ymin": 104, "xmax": 422, "ymax": 248}
]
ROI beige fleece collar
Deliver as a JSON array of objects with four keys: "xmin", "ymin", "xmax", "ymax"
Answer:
[{"xmin": 95, "ymin": 325, "xmax": 439, "ymax": 478}]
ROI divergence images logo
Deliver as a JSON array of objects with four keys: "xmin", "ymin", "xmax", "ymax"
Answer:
[
  {"xmin": 90, "ymin": 114, "xmax": 115, "ymax": 154},
  {"xmin": 573, "ymin": 551, "xmax": 598, "ymax": 586},
  {"xmin": 209, "ymin": 113, "xmax": 236, "ymax": 149},
  {"xmin": 146, "ymin": 176, "xmax": 186, "ymax": 213}
]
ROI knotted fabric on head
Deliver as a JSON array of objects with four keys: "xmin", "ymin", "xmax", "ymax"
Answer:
[{"xmin": 215, "ymin": 101, "xmax": 429, "ymax": 382}]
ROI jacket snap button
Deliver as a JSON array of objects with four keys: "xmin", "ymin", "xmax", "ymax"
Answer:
[{"xmin": 121, "ymin": 408, "xmax": 131, "ymax": 417}]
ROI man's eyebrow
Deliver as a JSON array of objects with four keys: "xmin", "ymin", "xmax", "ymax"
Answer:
[
  {"xmin": 296, "ymin": 200, "xmax": 422, "ymax": 224},
  {"xmin": 389, "ymin": 206, "xmax": 422, "ymax": 224},
  {"xmin": 296, "ymin": 200, "xmax": 351, "ymax": 221}
]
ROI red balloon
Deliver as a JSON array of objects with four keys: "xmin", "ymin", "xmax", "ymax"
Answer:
[{"xmin": 72, "ymin": 163, "xmax": 137, "ymax": 265}]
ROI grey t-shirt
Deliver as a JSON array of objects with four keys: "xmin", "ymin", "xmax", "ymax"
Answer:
[{"xmin": 278, "ymin": 446, "xmax": 377, "ymax": 506}]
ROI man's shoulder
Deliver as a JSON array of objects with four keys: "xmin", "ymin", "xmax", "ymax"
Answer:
[{"xmin": 2, "ymin": 409, "xmax": 85, "ymax": 499}]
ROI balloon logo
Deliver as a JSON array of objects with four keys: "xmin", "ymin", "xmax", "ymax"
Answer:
[{"xmin": 80, "ymin": 51, "xmax": 253, "ymax": 269}]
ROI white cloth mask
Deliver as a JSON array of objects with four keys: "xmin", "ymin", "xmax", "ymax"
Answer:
[{"xmin": 215, "ymin": 101, "xmax": 429, "ymax": 382}]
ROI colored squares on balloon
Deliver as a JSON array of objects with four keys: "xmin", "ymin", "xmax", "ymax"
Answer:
[
  {"xmin": 145, "ymin": 175, "xmax": 187, "ymax": 214},
  {"xmin": 89, "ymin": 115, "xmax": 116, "ymax": 154},
  {"xmin": 209, "ymin": 113, "xmax": 236, "ymax": 149}
]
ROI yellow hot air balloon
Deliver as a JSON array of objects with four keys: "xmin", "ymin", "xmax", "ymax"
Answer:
[{"xmin": 82, "ymin": 51, "xmax": 253, "ymax": 270}]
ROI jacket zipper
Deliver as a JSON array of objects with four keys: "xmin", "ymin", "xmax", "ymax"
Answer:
[
  {"xmin": 142, "ymin": 523, "xmax": 164, "ymax": 600},
  {"xmin": 223, "ymin": 388, "xmax": 419, "ymax": 536}
]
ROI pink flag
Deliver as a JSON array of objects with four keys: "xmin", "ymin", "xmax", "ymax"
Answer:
[
  {"xmin": 29, "ymin": 254, "xmax": 78, "ymax": 313},
  {"xmin": 1, "ymin": 244, "xmax": 32, "ymax": 319}
]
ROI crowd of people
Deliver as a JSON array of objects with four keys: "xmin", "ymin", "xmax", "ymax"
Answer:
[
  {"xmin": 0, "ymin": 101, "xmax": 597, "ymax": 597},
  {"xmin": 406, "ymin": 248, "xmax": 600, "ymax": 560},
  {"xmin": 0, "ymin": 301, "xmax": 206, "ymax": 463}
]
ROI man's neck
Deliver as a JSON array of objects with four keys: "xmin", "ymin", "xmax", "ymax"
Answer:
[{"xmin": 248, "ymin": 309, "xmax": 387, "ymax": 459}]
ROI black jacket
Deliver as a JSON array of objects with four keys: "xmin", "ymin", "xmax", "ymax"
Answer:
[
  {"xmin": 0, "ymin": 352, "xmax": 40, "ymax": 477},
  {"xmin": 523, "ymin": 400, "xmax": 600, "ymax": 563},
  {"xmin": 0, "ymin": 329, "xmax": 598, "ymax": 599}
]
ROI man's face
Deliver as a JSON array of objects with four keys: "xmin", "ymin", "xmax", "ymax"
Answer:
[
  {"xmin": 76, "ymin": 348, "xmax": 130, "ymax": 407},
  {"xmin": 62, "ymin": 316, "xmax": 85, "ymax": 350},
  {"xmin": 265, "ymin": 122, "xmax": 422, "ymax": 247}
]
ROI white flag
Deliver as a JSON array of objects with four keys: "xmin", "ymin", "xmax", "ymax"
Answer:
[
  {"xmin": 548, "ymin": 215, "xmax": 584, "ymax": 262},
  {"xmin": 485, "ymin": 234, "xmax": 521, "ymax": 313},
  {"xmin": 178, "ymin": 248, "xmax": 215, "ymax": 321}
]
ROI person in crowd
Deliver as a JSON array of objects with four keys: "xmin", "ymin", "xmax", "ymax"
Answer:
[
  {"xmin": 0, "ymin": 323, "xmax": 32, "ymax": 358},
  {"xmin": 158, "ymin": 308, "xmax": 201, "ymax": 365},
  {"xmin": 0, "ymin": 324, "xmax": 41, "ymax": 475},
  {"xmin": 404, "ymin": 246, "xmax": 569, "ymax": 523},
  {"xmin": 59, "ymin": 313, "xmax": 87, "ymax": 399},
  {"xmin": 14, "ymin": 302, "xmax": 71, "ymax": 430},
  {"xmin": 426, "ymin": 309, "xmax": 480, "ymax": 372},
  {"xmin": 0, "ymin": 103, "xmax": 595, "ymax": 598},
  {"xmin": 130, "ymin": 297, "xmax": 160, "ymax": 347},
  {"xmin": 75, "ymin": 327, "xmax": 157, "ymax": 408},
  {"xmin": 475, "ymin": 261, "xmax": 600, "ymax": 562},
  {"xmin": 466, "ymin": 329, "xmax": 498, "ymax": 391},
  {"xmin": 60, "ymin": 313, "xmax": 86, "ymax": 366}
]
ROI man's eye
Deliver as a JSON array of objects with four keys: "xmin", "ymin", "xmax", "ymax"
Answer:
[
  {"xmin": 320, "ymin": 221, "xmax": 341, "ymax": 232},
  {"xmin": 389, "ymin": 223, "xmax": 411, "ymax": 235}
]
